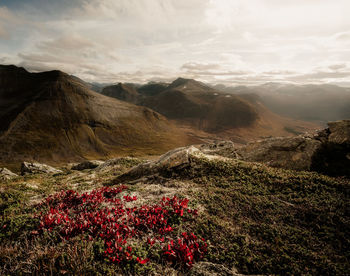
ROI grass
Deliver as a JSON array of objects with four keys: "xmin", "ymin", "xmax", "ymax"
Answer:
[
  {"xmin": 175, "ymin": 157, "xmax": 350, "ymax": 275},
  {"xmin": 0, "ymin": 156, "xmax": 349, "ymax": 275}
]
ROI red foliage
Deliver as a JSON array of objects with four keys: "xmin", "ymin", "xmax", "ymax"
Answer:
[
  {"xmin": 35, "ymin": 185, "xmax": 207, "ymax": 268},
  {"xmin": 163, "ymin": 232, "xmax": 207, "ymax": 267}
]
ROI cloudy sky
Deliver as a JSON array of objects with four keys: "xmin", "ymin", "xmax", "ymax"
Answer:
[{"xmin": 1, "ymin": 0, "xmax": 350, "ymax": 85}]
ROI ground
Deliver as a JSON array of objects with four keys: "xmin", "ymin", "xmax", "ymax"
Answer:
[{"xmin": 0, "ymin": 156, "xmax": 349, "ymax": 275}]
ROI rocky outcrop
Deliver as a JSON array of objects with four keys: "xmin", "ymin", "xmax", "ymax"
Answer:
[
  {"xmin": 21, "ymin": 162, "xmax": 62, "ymax": 175},
  {"xmin": 236, "ymin": 137, "xmax": 321, "ymax": 171},
  {"xmin": 0, "ymin": 167, "xmax": 18, "ymax": 180},
  {"xmin": 71, "ymin": 160, "xmax": 104, "ymax": 170},
  {"xmin": 113, "ymin": 146, "xmax": 216, "ymax": 183},
  {"xmin": 327, "ymin": 120, "xmax": 350, "ymax": 144},
  {"xmin": 311, "ymin": 120, "xmax": 350, "ymax": 176}
]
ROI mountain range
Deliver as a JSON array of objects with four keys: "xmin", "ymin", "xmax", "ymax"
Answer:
[
  {"xmin": 1, "ymin": 65, "xmax": 339, "ymax": 167},
  {"xmin": 101, "ymin": 77, "xmax": 318, "ymax": 143},
  {"xmin": 0, "ymin": 65, "xmax": 197, "ymax": 168},
  {"xmin": 214, "ymin": 82, "xmax": 350, "ymax": 124}
]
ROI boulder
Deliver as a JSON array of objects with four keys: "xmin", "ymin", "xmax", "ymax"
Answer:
[
  {"xmin": 21, "ymin": 162, "xmax": 62, "ymax": 175},
  {"xmin": 113, "ymin": 146, "xmax": 205, "ymax": 183},
  {"xmin": 71, "ymin": 160, "xmax": 105, "ymax": 170},
  {"xmin": 0, "ymin": 167, "xmax": 18, "ymax": 180}
]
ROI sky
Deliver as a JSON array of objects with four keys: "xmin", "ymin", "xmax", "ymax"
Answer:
[{"xmin": 0, "ymin": 0, "xmax": 350, "ymax": 86}]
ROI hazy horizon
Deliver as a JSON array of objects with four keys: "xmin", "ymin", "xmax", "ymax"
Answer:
[{"xmin": 1, "ymin": 0, "xmax": 350, "ymax": 86}]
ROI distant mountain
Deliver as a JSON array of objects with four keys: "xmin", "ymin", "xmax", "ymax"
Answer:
[
  {"xmin": 0, "ymin": 65, "xmax": 196, "ymax": 165},
  {"xmin": 101, "ymin": 83, "xmax": 139, "ymax": 104},
  {"xmin": 102, "ymin": 78, "xmax": 318, "ymax": 142},
  {"xmin": 216, "ymin": 82, "xmax": 350, "ymax": 124},
  {"xmin": 138, "ymin": 82, "xmax": 168, "ymax": 97}
]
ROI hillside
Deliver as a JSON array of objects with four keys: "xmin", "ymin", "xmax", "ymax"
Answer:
[
  {"xmin": 0, "ymin": 144, "xmax": 348, "ymax": 275},
  {"xmin": 103, "ymin": 78, "xmax": 319, "ymax": 142},
  {"xmin": 101, "ymin": 83, "xmax": 139, "ymax": 104},
  {"xmin": 0, "ymin": 65, "xmax": 196, "ymax": 167}
]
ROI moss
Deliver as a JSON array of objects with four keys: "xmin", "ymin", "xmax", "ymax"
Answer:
[{"xmin": 180, "ymin": 157, "xmax": 350, "ymax": 275}]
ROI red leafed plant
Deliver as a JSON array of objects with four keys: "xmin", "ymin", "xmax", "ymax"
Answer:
[
  {"xmin": 163, "ymin": 232, "xmax": 208, "ymax": 267},
  {"xmin": 34, "ymin": 185, "xmax": 207, "ymax": 269}
]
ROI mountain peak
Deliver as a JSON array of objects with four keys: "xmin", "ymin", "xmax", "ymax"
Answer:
[
  {"xmin": 39, "ymin": 69, "xmax": 69, "ymax": 80},
  {"xmin": 168, "ymin": 77, "xmax": 195, "ymax": 89}
]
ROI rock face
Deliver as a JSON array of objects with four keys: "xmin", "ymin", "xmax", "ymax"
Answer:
[
  {"xmin": 71, "ymin": 160, "xmax": 104, "ymax": 170},
  {"xmin": 0, "ymin": 167, "xmax": 18, "ymax": 180},
  {"xmin": 21, "ymin": 162, "xmax": 62, "ymax": 175}
]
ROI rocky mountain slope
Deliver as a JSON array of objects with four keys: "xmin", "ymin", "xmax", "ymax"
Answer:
[{"xmin": 0, "ymin": 65, "xmax": 197, "ymax": 167}]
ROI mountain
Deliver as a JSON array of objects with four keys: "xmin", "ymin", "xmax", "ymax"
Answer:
[
  {"xmin": 102, "ymin": 78, "xmax": 318, "ymax": 142},
  {"xmin": 216, "ymin": 82, "xmax": 350, "ymax": 124},
  {"xmin": 101, "ymin": 83, "xmax": 139, "ymax": 104},
  {"xmin": 137, "ymin": 82, "xmax": 168, "ymax": 97},
  {"xmin": 140, "ymin": 78, "xmax": 259, "ymax": 131},
  {"xmin": 0, "ymin": 65, "xmax": 196, "ymax": 166}
]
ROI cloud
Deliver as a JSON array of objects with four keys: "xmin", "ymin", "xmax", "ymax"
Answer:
[
  {"xmin": 0, "ymin": 24, "xmax": 9, "ymax": 38},
  {"xmin": 288, "ymin": 71, "xmax": 350, "ymax": 81},
  {"xmin": 181, "ymin": 62, "xmax": 221, "ymax": 71},
  {"xmin": 0, "ymin": 0, "xmax": 349, "ymax": 85},
  {"xmin": 38, "ymin": 35, "xmax": 94, "ymax": 51}
]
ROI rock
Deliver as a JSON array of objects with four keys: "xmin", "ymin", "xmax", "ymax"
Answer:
[
  {"xmin": 190, "ymin": 262, "xmax": 243, "ymax": 276},
  {"xmin": 21, "ymin": 162, "xmax": 62, "ymax": 175},
  {"xmin": 153, "ymin": 146, "xmax": 202, "ymax": 169},
  {"xmin": 327, "ymin": 120, "xmax": 350, "ymax": 144},
  {"xmin": 113, "ymin": 146, "xmax": 204, "ymax": 183},
  {"xmin": 236, "ymin": 137, "xmax": 322, "ymax": 171},
  {"xmin": 0, "ymin": 167, "xmax": 18, "ymax": 180},
  {"xmin": 71, "ymin": 160, "xmax": 105, "ymax": 170},
  {"xmin": 199, "ymin": 140, "xmax": 238, "ymax": 158},
  {"xmin": 311, "ymin": 120, "xmax": 350, "ymax": 176}
]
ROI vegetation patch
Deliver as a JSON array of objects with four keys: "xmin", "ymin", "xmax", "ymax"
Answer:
[
  {"xmin": 1, "ymin": 182, "xmax": 207, "ymax": 274},
  {"xmin": 176, "ymin": 157, "xmax": 350, "ymax": 275}
]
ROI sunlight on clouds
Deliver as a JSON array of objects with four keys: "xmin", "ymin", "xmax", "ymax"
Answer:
[{"xmin": 0, "ymin": 0, "xmax": 349, "ymax": 85}]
